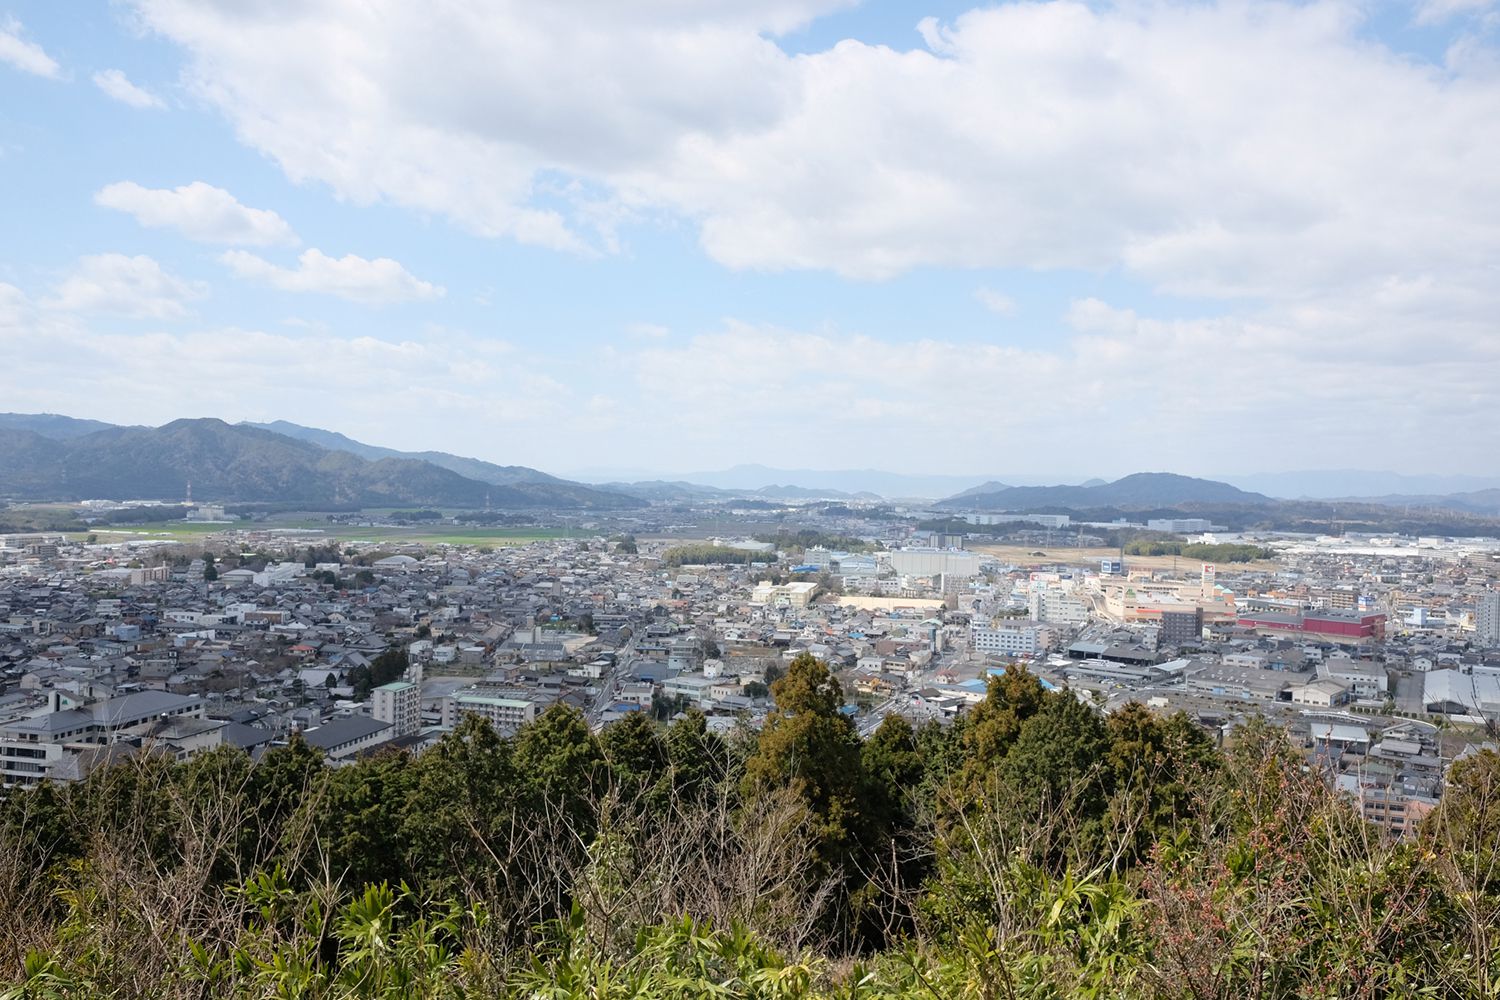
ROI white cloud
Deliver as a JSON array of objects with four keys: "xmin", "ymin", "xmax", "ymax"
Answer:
[
  {"xmin": 92, "ymin": 69, "xmax": 165, "ymax": 109},
  {"xmin": 0, "ymin": 16, "xmax": 61, "ymax": 78},
  {"xmin": 0, "ymin": 284, "xmax": 572, "ymax": 451},
  {"xmin": 625, "ymin": 322, "xmax": 670, "ymax": 340},
  {"xmin": 132, "ymin": 0, "xmax": 847, "ymax": 251},
  {"xmin": 43, "ymin": 254, "xmax": 207, "ymax": 319},
  {"xmin": 131, "ymin": 0, "xmax": 1500, "ymax": 298},
  {"xmin": 973, "ymin": 287, "xmax": 1015, "ymax": 316},
  {"xmin": 221, "ymin": 248, "xmax": 444, "ymax": 304},
  {"xmin": 4, "ymin": 260, "xmax": 1500, "ymax": 472},
  {"xmin": 95, "ymin": 181, "xmax": 298, "ymax": 246},
  {"xmin": 1415, "ymin": 0, "xmax": 1498, "ymax": 24}
]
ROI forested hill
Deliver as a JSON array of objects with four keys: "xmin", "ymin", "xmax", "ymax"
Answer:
[
  {"xmin": 1, "ymin": 653, "xmax": 1496, "ymax": 997},
  {"xmin": 243, "ymin": 421, "xmax": 620, "ymax": 508},
  {"xmin": 939, "ymin": 472, "xmax": 1270, "ymax": 509},
  {"xmin": 0, "ymin": 417, "xmax": 644, "ymax": 509}
]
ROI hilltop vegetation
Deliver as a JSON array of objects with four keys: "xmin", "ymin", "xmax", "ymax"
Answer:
[
  {"xmin": 2, "ymin": 654, "xmax": 1499, "ymax": 997},
  {"xmin": 1121, "ymin": 539, "xmax": 1275, "ymax": 562},
  {"xmin": 663, "ymin": 544, "xmax": 775, "ymax": 566}
]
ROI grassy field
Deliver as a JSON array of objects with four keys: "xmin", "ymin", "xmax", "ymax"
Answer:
[
  {"xmin": 968, "ymin": 542, "xmax": 1280, "ymax": 574},
  {"xmin": 77, "ymin": 522, "xmax": 571, "ymax": 547}
]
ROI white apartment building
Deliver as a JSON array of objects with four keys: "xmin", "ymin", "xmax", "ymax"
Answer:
[
  {"xmin": 372, "ymin": 680, "xmax": 420, "ymax": 738},
  {"xmin": 969, "ymin": 620, "xmax": 1056, "ymax": 656},
  {"xmin": 1028, "ymin": 587, "xmax": 1090, "ymax": 625},
  {"xmin": 751, "ymin": 581, "xmax": 818, "ymax": 608},
  {"xmin": 1477, "ymin": 591, "xmax": 1500, "ymax": 648},
  {"xmin": 442, "ymin": 691, "xmax": 538, "ymax": 731}
]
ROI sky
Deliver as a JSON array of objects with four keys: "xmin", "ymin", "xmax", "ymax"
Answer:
[{"xmin": 1, "ymin": 0, "xmax": 1497, "ymax": 483}]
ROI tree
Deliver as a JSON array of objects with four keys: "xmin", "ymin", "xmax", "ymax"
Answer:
[
  {"xmin": 665, "ymin": 708, "xmax": 730, "ymax": 804},
  {"xmin": 600, "ymin": 712, "xmax": 669, "ymax": 808},
  {"xmin": 351, "ymin": 646, "xmax": 408, "ymax": 699},
  {"xmin": 997, "ymin": 693, "xmax": 1111, "ymax": 860},
  {"xmin": 1103, "ymin": 703, "xmax": 1217, "ymax": 861},
  {"xmin": 513, "ymin": 704, "xmax": 606, "ymax": 828},
  {"xmin": 742, "ymin": 652, "xmax": 865, "ymax": 866},
  {"xmin": 860, "ymin": 715, "xmax": 924, "ymax": 841},
  {"xmin": 1425, "ymin": 748, "xmax": 1500, "ymax": 855},
  {"xmin": 399, "ymin": 715, "xmax": 517, "ymax": 893},
  {"xmin": 960, "ymin": 664, "xmax": 1049, "ymax": 784},
  {"xmin": 202, "ymin": 552, "xmax": 218, "ymax": 582},
  {"xmin": 305, "ymin": 750, "xmax": 414, "ymax": 887}
]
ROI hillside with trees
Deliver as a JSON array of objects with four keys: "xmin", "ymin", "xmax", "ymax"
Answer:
[
  {"xmin": 1, "ymin": 654, "xmax": 1498, "ymax": 997},
  {"xmin": 0, "ymin": 417, "xmax": 644, "ymax": 510}
]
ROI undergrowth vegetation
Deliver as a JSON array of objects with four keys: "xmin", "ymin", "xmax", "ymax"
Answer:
[{"xmin": 1, "ymin": 654, "xmax": 1497, "ymax": 998}]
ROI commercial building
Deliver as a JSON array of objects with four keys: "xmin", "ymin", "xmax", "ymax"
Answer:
[
  {"xmin": 1146, "ymin": 518, "xmax": 1222, "ymax": 533},
  {"xmin": 890, "ymin": 549, "xmax": 983, "ymax": 579},
  {"xmin": 1236, "ymin": 609, "xmax": 1386, "ymax": 644},
  {"xmin": 1423, "ymin": 669, "xmax": 1500, "ymax": 718},
  {"xmin": 1184, "ymin": 664, "xmax": 1305, "ymax": 702}
]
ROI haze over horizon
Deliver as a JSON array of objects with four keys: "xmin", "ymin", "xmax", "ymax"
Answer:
[{"xmin": 3, "ymin": 1, "xmax": 1498, "ymax": 476}]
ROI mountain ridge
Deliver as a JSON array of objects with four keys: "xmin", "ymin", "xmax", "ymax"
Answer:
[
  {"xmin": 0, "ymin": 417, "xmax": 643, "ymax": 509},
  {"xmin": 937, "ymin": 472, "xmax": 1271, "ymax": 510}
]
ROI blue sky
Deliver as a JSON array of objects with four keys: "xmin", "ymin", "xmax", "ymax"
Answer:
[{"xmin": 1, "ymin": 0, "xmax": 1497, "ymax": 481}]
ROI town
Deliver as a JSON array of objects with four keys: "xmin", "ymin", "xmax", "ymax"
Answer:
[{"xmin": 4, "ymin": 495, "xmax": 1499, "ymax": 839}]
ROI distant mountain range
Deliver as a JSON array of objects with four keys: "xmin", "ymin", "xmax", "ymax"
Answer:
[
  {"xmin": 1341, "ymin": 489, "xmax": 1500, "ymax": 518},
  {"xmin": 0, "ymin": 412, "xmax": 129, "ymax": 439},
  {"xmin": 4, "ymin": 414, "xmax": 1496, "ymax": 518},
  {"xmin": 624, "ymin": 464, "xmax": 1019, "ymax": 498},
  {"xmin": 936, "ymin": 473, "xmax": 1272, "ymax": 510},
  {"xmin": 0, "ymin": 415, "xmax": 643, "ymax": 509},
  {"xmin": 1218, "ymin": 469, "xmax": 1500, "ymax": 500}
]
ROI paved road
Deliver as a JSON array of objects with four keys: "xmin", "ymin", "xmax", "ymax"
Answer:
[{"xmin": 589, "ymin": 634, "xmax": 636, "ymax": 720}]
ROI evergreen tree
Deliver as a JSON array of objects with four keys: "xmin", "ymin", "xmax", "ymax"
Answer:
[{"xmin": 742, "ymin": 652, "xmax": 865, "ymax": 866}]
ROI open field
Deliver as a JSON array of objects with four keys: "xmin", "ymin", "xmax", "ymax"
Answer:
[
  {"xmin": 77, "ymin": 522, "xmax": 571, "ymax": 547},
  {"xmin": 967, "ymin": 542, "xmax": 1281, "ymax": 574}
]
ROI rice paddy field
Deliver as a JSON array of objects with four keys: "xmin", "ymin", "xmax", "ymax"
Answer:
[
  {"xmin": 11, "ymin": 507, "xmax": 574, "ymax": 548},
  {"xmin": 80, "ymin": 523, "xmax": 570, "ymax": 547}
]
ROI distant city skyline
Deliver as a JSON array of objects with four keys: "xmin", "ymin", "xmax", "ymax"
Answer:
[{"xmin": 2, "ymin": 1, "xmax": 1498, "ymax": 474}]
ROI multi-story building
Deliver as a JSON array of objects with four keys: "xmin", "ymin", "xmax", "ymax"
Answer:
[
  {"xmin": 889, "ymin": 549, "xmax": 983, "ymax": 578},
  {"xmin": 1477, "ymin": 591, "xmax": 1500, "ymax": 648},
  {"xmin": 1236, "ymin": 609, "xmax": 1386, "ymax": 644},
  {"xmin": 1158, "ymin": 607, "xmax": 1204, "ymax": 647},
  {"xmin": 442, "ymin": 690, "xmax": 538, "ymax": 731},
  {"xmin": 1028, "ymin": 587, "xmax": 1090, "ymax": 625},
  {"xmin": 372, "ymin": 680, "xmax": 420, "ymax": 737},
  {"xmin": 969, "ymin": 620, "xmax": 1055, "ymax": 656},
  {"xmin": 0, "ymin": 689, "xmax": 212, "ymax": 787}
]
